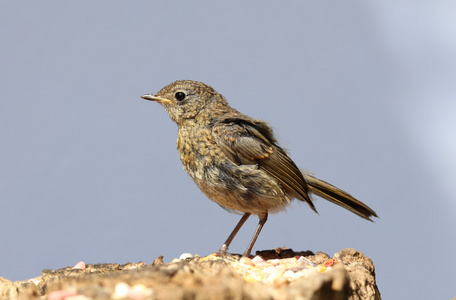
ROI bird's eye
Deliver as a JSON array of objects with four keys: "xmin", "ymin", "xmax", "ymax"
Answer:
[{"xmin": 175, "ymin": 92, "xmax": 186, "ymax": 101}]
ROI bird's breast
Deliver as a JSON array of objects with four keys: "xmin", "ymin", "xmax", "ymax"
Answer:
[{"xmin": 177, "ymin": 125, "xmax": 227, "ymax": 180}]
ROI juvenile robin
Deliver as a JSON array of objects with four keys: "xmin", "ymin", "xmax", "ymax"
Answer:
[{"xmin": 142, "ymin": 80, "xmax": 378, "ymax": 257}]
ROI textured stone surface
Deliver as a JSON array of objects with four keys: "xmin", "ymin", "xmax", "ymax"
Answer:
[{"xmin": 0, "ymin": 248, "xmax": 380, "ymax": 300}]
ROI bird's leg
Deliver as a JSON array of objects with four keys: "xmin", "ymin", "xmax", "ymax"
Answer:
[
  {"xmin": 242, "ymin": 213, "xmax": 268, "ymax": 257},
  {"xmin": 218, "ymin": 213, "xmax": 251, "ymax": 256}
]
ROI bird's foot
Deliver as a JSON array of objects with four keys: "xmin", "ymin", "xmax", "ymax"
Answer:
[
  {"xmin": 242, "ymin": 250, "xmax": 252, "ymax": 258},
  {"xmin": 217, "ymin": 244, "xmax": 228, "ymax": 257}
]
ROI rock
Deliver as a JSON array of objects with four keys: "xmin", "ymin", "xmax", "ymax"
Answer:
[
  {"xmin": 334, "ymin": 248, "xmax": 381, "ymax": 300},
  {"xmin": 0, "ymin": 249, "xmax": 380, "ymax": 299}
]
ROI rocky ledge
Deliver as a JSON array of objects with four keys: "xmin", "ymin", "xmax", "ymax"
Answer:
[{"xmin": 1, "ymin": 248, "xmax": 380, "ymax": 300}]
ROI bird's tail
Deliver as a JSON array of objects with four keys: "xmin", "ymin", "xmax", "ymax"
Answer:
[{"xmin": 303, "ymin": 174, "xmax": 378, "ymax": 221}]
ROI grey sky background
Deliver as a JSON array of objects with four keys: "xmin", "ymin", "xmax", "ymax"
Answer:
[{"xmin": 1, "ymin": 1, "xmax": 455, "ymax": 299}]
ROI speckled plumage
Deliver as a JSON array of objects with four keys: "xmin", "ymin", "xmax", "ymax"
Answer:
[{"xmin": 142, "ymin": 80, "xmax": 377, "ymax": 257}]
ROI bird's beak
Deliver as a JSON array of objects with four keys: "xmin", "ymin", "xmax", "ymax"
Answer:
[{"xmin": 141, "ymin": 94, "xmax": 173, "ymax": 104}]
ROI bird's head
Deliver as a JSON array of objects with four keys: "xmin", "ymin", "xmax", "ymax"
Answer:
[{"xmin": 142, "ymin": 80, "xmax": 228, "ymax": 125}]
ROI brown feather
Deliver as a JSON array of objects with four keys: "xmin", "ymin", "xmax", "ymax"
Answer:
[
  {"xmin": 212, "ymin": 117, "xmax": 317, "ymax": 213},
  {"xmin": 304, "ymin": 174, "xmax": 378, "ymax": 221}
]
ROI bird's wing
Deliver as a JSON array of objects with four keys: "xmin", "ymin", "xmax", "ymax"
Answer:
[
  {"xmin": 211, "ymin": 118, "xmax": 316, "ymax": 212},
  {"xmin": 211, "ymin": 120, "xmax": 272, "ymax": 165}
]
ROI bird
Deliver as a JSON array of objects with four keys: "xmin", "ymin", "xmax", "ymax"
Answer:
[{"xmin": 141, "ymin": 80, "xmax": 378, "ymax": 257}]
